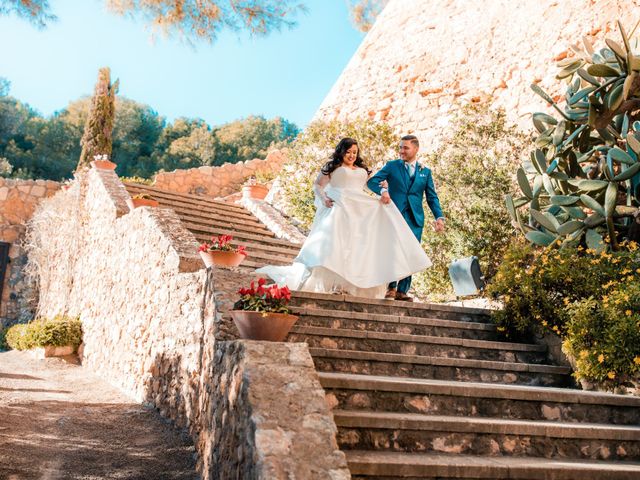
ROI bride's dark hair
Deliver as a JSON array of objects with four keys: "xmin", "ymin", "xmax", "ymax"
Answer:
[{"xmin": 321, "ymin": 137, "xmax": 371, "ymax": 175}]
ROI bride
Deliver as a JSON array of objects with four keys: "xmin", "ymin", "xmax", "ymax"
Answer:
[{"xmin": 256, "ymin": 138, "xmax": 431, "ymax": 299}]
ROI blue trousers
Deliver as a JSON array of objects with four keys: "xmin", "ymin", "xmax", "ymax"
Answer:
[{"xmin": 388, "ymin": 209, "xmax": 423, "ymax": 293}]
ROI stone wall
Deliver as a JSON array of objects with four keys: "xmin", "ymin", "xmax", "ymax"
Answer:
[
  {"xmin": 0, "ymin": 177, "xmax": 60, "ymax": 328},
  {"xmin": 154, "ymin": 150, "xmax": 287, "ymax": 198},
  {"xmin": 27, "ymin": 167, "xmax": 346, "ymax": 479},
  {"xmin": 206, "ymin": 341, "xmax": 349, "ymax": 479},
  {"xmin": 314, "ymin": 0, "xmax": 637, "ymax": 150}
]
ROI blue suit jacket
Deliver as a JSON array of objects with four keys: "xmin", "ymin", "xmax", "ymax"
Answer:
[{"xmin": 367, "ymin": 160, "xmax": 443, "ymax": 236}]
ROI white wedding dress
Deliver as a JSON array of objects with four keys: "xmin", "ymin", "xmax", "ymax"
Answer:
[{"xmin": 256, "ymin": 166, "xmax": 432, "ymax": 298}]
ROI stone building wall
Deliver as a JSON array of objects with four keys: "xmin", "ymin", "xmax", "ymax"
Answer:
[
  {"xmin": 314, "ymin": 0, "xmax": 637, "ymax": 150},
  {"xmin": 0, "ymin": 177, "xmax": 60, "ymax": 328},
  {"xmin": 27, "ymin": 167, "xmax": 345, "ymax": 479},
  {"xmin": 153, "ymin": 150, "xmax": 287, "ymax": 198}
]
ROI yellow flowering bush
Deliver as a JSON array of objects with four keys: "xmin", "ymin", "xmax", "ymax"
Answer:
[
  {"xmin": 487, "ymin": 240, "xmax": 640, "ymax": 341},
  {"xmin": 563, "ymin": 283, "xmax": 640, "ymax": 391}
]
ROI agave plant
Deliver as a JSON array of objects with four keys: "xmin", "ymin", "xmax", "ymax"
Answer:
[{"xmin": 507, "ymin": 20, "xmax": 640, "ymax": 252}]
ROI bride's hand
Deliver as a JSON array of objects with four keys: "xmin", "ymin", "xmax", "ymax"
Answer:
[{"xmin": 323, "ymin": 195, "xmax": 334, "ymax": 208}]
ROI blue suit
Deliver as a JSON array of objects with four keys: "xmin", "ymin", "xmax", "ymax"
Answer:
[{"xmin": 367, "ymin": 159, "xmax": 443, "ymax": 293}]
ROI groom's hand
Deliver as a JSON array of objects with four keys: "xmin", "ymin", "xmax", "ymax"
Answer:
[
  {"xmin": 380, "ymin": 192, "xmax": 391, "ymax": 204},
  {"xmin": 434, "ymin": 218, "xmax": 445, "ymax": 233}
]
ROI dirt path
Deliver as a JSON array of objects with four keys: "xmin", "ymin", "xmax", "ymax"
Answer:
[{"xmin": 0, "ymin": 350, "xmax": 198, "ymax": 480}]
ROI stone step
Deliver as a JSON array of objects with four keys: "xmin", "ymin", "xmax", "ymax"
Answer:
[
  {"xmin": 334, "ymin": 410, "xmax": 640, "ymax": 461},
  {"xmin": 169, "ymin": 203, "xmax": 271, "ymax": 230},
  {"xmin": 125, "ymin": 183, "xmax": 253, "ymax": 218},
  {"xmin": 319, "ymin": 373, "xmax": 640, "ymax": 425},
  {"xmin": 291, "ymin": 307, "xmax": 498, "ymax": 341},
  {"xmin": 290, "ymin": 326, "xmax": 547, "ymax": 364},
  {"xmin": 192, "ymin": 232, "xmax": 300, "ymax": 257},
  {"xmin": 178, "ymin": 213, "xmax": 274, "ymax": 238},
  {"xmin": 345, "ymin": 450, "xmax": 640, "ymax": 479},
  {"xmin": 309, "ymin": 348, "xmax": 572, "ymax": 387},
  {"xmin": 188, "ymin": 224, "xmax": 299, "ymax": 249},
  {"xmin": 291, "ymin": 292, "xmax": 493, "ymax": 324}
]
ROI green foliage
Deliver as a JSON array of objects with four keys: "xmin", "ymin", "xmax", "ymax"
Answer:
[
  {"xmin": 214, "ymin": 116, "xmax": 298, "ymax": 166},
  {"xmin": 0, "ymin": 327, "xmax": 8, "ymax": 350},
  {"xmin": 0, "ymin": 89, "xmax": 298, "ymax": 181},
  {"xmin": 412, "ymin": 103, "xmax": 528, "ymax": 300},
  {"xmin": 5, "ymin": 315, "xmax": 83, "ymax": 350},
  {"xmin": 78, "ymin": 67, "xmax": 119, "ymax": 170},
  {"xmin": 120, "ymin": 175, "xmax": 153, "ymax": 185},
  {"xmin": 510, "ymin": 23, "xmax": 640, "ymax": 252},
  {"xmin": 278, "ymin": 118, "xmax": 396, "ymax": 230},
  {"xmin": 563, "ymin": 283, "xmax": 640, "ymax": 391},
  {"xmin": 0, "ymin": 77, "xmax": 10, "ymax": 97},
  {"xmin": 0, "ymin": 0, "xmax": 55, "ymax": 27},
  {"xmin": 488, "ymin": 239, "xmax": 640, "ymax": 341}
]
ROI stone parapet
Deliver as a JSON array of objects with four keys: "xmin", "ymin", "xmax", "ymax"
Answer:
[
  {"xmin": 239, "ymin": 197, "xmax": 306, "ymax": 245},
  {"xmin": 154, "ymin": 150, "xmax": 287, "ymax": 198},
  {"xmin": 206, "ymin": 340, "xmax": 350, "ymax": 480}
]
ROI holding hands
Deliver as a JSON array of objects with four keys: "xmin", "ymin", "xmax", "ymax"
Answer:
[{"xmin": 434, "ymin": 218, "xmax": 445, "ymax": 233}]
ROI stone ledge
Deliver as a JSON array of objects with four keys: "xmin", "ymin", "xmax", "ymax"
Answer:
[
  {"xmin": 333, "ymin": 410, "xmax": 640, "ymax": 441},
  {"xmin": 318, "ymin": 373, "xmax": 640, "ymax": 407},
  {"xmin": 239, "ymin": 197, "xmax": 306, "ymax": 244},
  {"xmin": 309, "ymin": 348, "xmax": 571, "ymax": 374},
  {"xmin": 90, "ymin": 167, "xmax": 130, "ymax": 217}
]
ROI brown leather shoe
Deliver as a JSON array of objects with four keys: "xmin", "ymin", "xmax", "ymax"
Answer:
[
  {"xmin": 395, "ymin": 291, "xmax": 414, "ymax": 302},
  {"xmin": 385, "ymin": 288, "xmax": 397, "ymax": 299}
]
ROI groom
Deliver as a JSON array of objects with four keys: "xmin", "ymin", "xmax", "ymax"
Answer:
[{"xmin": 367, "ymin": 135, "xmax": 445, "ymax": 301}]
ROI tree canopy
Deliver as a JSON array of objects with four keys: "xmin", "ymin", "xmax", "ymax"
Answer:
[
  {"xmin": 0, "ymin": 86, "xmax": 299, "ymax": 181},
  {"xmin": 1, "ymin": 0, "xmax": 306, "ymax": 42}
]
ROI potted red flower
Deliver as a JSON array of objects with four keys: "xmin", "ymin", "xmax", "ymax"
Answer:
[
  {"xmin": 198, "ymin": 234, "xmax": 248, "ymax": 268},
  {"xmin": 126, "ymin": 193, "xmax": 159, "ymax": 210},
  {"xmin": 230, "ymin": 278, "xmax": 298, "ymax": 341}
]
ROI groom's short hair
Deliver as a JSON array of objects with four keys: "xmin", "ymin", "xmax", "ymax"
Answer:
[{"xmin": 401, "ymin": 135, "xmax": 419, "ymax": 147}]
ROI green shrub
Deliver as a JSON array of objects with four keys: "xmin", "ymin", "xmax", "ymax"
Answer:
[
  {"xmin": 121, "ymin": 175, "xmax": 153, "ymax": 185},
  {"xmin": 5, "ymin": 316, "xmax": 83, "ymax": 351},
  {"xmin": 278, "ymin": 118, "xmax": 396, "ymax": 230},
  {"xmin": 412, "ymin": 103, "xmax": 528, "ymax": 300},
  {"xmin": 488, "ymin": 240, "xmax": 640, "ymax": 341},
  {"xmin": 563, "ymin": 283, "xmax": 640, "ymax": 391}
]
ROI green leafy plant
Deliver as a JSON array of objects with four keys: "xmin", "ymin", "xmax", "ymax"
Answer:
[
  {"xmin": 278, "ymin": 118, "xmax": 396, "ymax": 230},
  {"xmin": 233, "ymin": 278, "xmax": 292, "ymax": 314},
  {"xmin": 508, "ymin": 21, "xmax": 640, "ymax": 252},
  {"xmin": 563, "ymin": 282, "xmax": 640, "ymax": 391},
  {"xmin": 121, "ymin": 175, "xmax": 153, "ymax": 185},
  {"xmin": 412, "ymin": 103, "xmax": 527, "ymax": 300},
  {"xmin": 488, "ymin": 239, "xmax": 640, "ymax": 341},
  {"xmin": 5, "ymin": 315, "xmax": 83, "ymax": 350}
]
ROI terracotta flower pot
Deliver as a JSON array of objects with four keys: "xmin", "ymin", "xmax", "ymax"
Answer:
[
  {"xmin": 90, "ymin": 159, "xmax": 117, "ymax": 171},
  {"xmin": 229, "ymin": 310, "xmax": 299, "ymax": 341},
  {"xmin": 199, "ymin": 250, "xmax": 246, "ymax": 268},
  {"xmin": 126, "ymin": 198, "xmax": 159, "ymax": 210},
  {"xmin": 242, "ymin": 184, "xmax": 269, "ymax": 200}
]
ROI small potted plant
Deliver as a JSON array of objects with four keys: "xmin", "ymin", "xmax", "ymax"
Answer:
[
  {"xmin": 126, "ymin": 193, "xmax": 159, "ymax": 210},
  {"xmin": 198, "ymin": 234, "xmax": 248, "ymax": 268},
  {"xmin": 242, "ymin": 175, "xmax": 270, "ymax": 200},
  {"xmin": 90, "ymin": 154, "xmax": 117, "ymax": 171},
  {"xmin": 230, "ymin": 278, "xmax": 298, "ymax": 341}
]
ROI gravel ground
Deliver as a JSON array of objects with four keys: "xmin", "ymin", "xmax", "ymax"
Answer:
[{"xmin": 0, "ymin": 350, "xmax": 198, "ymax": 480}]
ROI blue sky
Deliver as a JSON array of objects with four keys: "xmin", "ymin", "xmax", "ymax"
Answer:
[{"xmin": 0, "ymin": 0, "xmax": 364, "ymax": 127}]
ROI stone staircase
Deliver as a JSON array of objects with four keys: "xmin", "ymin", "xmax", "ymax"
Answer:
[
  {"xmin": 126, "ymin": 182, "xmax": 640, "ymax": 479},
  {"xmin": 125, "ymin": 183, "xmax": 300, "ymax": 269},
  {"xmin": 288, "ymin": 292, "xmax": 640, "ymax": 479}
]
